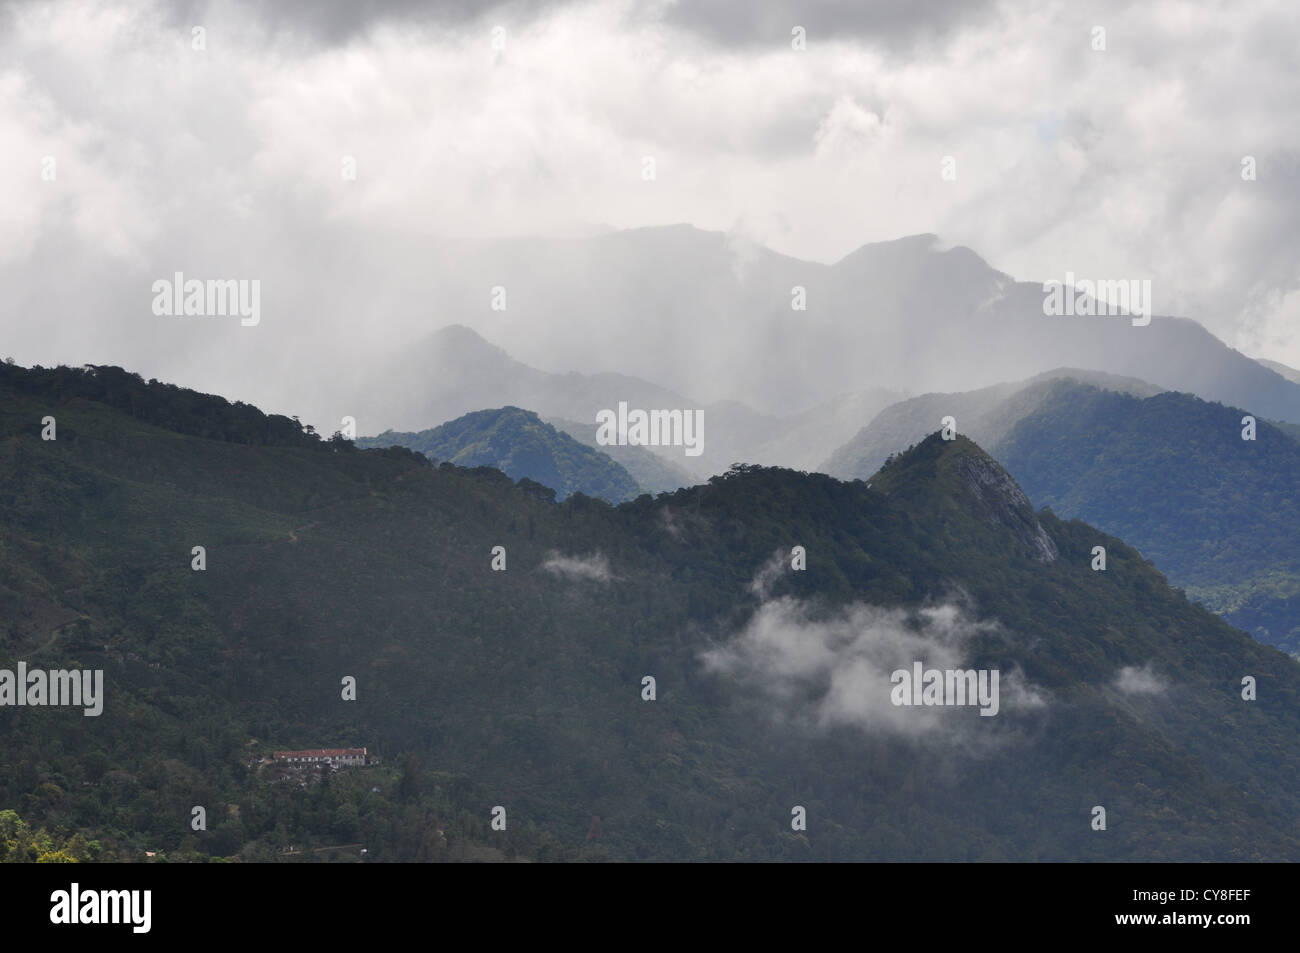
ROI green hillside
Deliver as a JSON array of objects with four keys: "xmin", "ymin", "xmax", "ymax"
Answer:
[
  {"xmin": 994, "ymin": 384, "xmax": 1300, "ymax": 655},
  {"xmin": 820, "ymin": 370, "xmax": 1162, "ymax": 481},
  {"xmin": 358, "ymin": 406, "xmax": 644, "ymax": 503},
  {"xmin": 2, "ymin": 363, "xmax": 1298, "ymax": 862},
  {"xmin": 543, "ymin": 415, "xmax": 694, "ymax": 494}
]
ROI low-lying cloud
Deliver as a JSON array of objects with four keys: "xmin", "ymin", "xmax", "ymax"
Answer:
[
  {"xmin": 702, "ymin": 594, "xmax": 1046, "ymax": 745},
  {"xmin": 746, "ymin": 550, "xmax": 788, "ymax": 599},
  {"xmin": 541, "ymin": 550, "xmax": 614, "ymax": 582},
  {"xmin": 1114, "ymin": 663, "xmax": 1167, "ymax": 696}
]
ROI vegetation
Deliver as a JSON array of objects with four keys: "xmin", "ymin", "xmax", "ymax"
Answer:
[
  {"xmin": 0, "ymin": 361, "xmax": 336, "ymax": 450},
  {"xmin": 995, "ymin": 384, "xmax": 1300, "ymax": 655},
  {"xmin": 0, "ymin": 810, "xmax": 101, "ymax": 863},
  {"xmin": 2, "ymin": 363, "xmax": 1299, "ymax": 861},
  {"xmin": 543, "ymin": 415, "xmax": 694, "ymax": 495},
  {"xmin": 358, "ymin": 407, "xmax": 643, "ymax": 502}
]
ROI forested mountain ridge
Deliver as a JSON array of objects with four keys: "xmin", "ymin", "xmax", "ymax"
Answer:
[
  {"xmin": 820, "ymin": 369, "xmax": 1162, "ymax": 481},
  {"xmin": 542, "ymin": 415, "xmax": 694, "ymax": 495},
  {"xmin": 2, "ymin": 362, "xmax": 1298, "ymax": 862},
  {"xmin": 0, "ymin": 360, "xmax": 337, "ymax": 450},
  {"xmin": 827, "ymin": 375, "xmax": 1300, "ymax": 655},
  {"xmin": 357, "ymin": 406, "xmax": 644, "ymax": 503},
  {"xmin": 993, "ymin": 384, "xmax": 1300, "ymax": 655}
]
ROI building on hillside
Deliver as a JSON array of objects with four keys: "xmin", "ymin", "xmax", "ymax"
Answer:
[{"xmin": 272, "ymin": 747, "xmax": 368, "ymax": 766}]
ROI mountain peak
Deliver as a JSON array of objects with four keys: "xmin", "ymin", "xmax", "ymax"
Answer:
[
  {"xmin": 430, "ymin": 323, "xmax": 497, "ymax": 350},
  {"xmin": 830, "ymin": 234, "xmax": 1008, "ymax": 294},
  {"xmin": 950, "ymin": 444, "xmax": 1059, "ymax": 563},
  {"xmin": 874, "ymin": 434, "xmax": 1059, "ymax": 563},
  {"xmin": 357, "ymin": 404, "xmax": 643, "ymax": 503},
  {"xmin": 833, "ymin": 232, "xmax": 940, "ymax": 266}
]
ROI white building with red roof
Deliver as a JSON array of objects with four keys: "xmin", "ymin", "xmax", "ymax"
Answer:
[{"xmin": 272, "ymin": 747, "xmax": 368, "ymax": 766}]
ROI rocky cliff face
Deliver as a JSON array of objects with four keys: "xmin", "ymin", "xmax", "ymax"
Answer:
[{"xmin": 954, "ymin": 452, "xmax": 1059, "ymax": 563}]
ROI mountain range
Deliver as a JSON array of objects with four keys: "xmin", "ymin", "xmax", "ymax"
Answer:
[
  {"xmin": 353, "ymin": 323, "xmax": 902, "ymax": 480},
  {"xmin": 357, "ymin": 407, "xmax": 644, "ymax": 503},
  {"xmin": 343, "ymin": 227, "xmax": 1300, "ymax": 432},
  {"xmin": 2, "ymin": 361, "xmax": 1298, "ymax": 861},
  {"xmin": 1258, "ymin": 359, "xmax": 1300, "ymax": 385},
  {"xmin": 994, "ymin": 384, "xmax": 1300, "ymax": 656},
  {"xmin": 821, "ymin": 369, "xmax": 1165, "ymax": 480},
  {"xmin": 539, "ymin": 415, "xmax": 696, "ymax": 494},
  {"xmin": 825, "ymin": 375, "xmax": 1300, "ymax": 656}
]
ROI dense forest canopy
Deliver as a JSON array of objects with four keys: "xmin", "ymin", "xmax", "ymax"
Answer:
[{"xmin": 2, "ymin": 361, "xmax": 1298, "ymax": 862}]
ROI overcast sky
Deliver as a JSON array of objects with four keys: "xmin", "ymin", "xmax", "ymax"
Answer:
[{"xmin": 2, "ymin": 0, "xmax": 1298, "ymax": 422}]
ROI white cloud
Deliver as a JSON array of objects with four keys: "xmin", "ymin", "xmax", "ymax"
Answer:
[
  {"xmin": 1114, "ymin": 663, "xmax": 1167, "ymax": 696},
  {"xmin": 541, "ymin": 550, "xmax": 614, "ymax": 582},
  {"xmin": 3, "ymin": 0, "xmax": 1299, "ymax": 405},
  {"xmin": 702, "ymin": 593, "xmax": 1047, "ymax": 745}
]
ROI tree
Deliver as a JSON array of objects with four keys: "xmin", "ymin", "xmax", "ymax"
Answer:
[{"xmin": 397, "ymin": 752, "xmax": 422, "ymax": 803}]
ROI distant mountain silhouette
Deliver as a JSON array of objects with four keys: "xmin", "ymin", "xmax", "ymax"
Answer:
[
  {"xmin": 353, "ymin": 226, "xmax": 1300, "ymax": 426},
  {"xmin": 358, "ymin": 406, "xmax": 643, "ymax": 502},
  {"xmin": 356, "ymin": 324, "xmax": 907, "ymax": 479}
]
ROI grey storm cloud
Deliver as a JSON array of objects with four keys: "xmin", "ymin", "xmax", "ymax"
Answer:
[
  {"xmin": 2, "ymin": 0, "xmax": 1300, "ymax": 427},
  {"xmin": 131, "ymin": 0, "xmax": 581, "ymax": 45},
  {"xmin": 85, "ymin": 0, "xmax": 1002, "ymax": 50},
  {"xmin": 657, "ymin": 0, "xmax": 1003, "ymax": 50}
]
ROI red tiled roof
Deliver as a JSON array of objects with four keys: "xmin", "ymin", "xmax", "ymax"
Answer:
[{"xmin": 272, "ymin": 748, "xmax": 367, "ymax": 759}]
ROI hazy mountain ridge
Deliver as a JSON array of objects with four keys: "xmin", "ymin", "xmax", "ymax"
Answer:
[
  {"xmin": 357, "ymin": 406, "xmax": 643, "ymax": 503},
  {"xmin": 358, "ymin": 324, "xmax": 908, "ymax": 480},
  {"xmin": 1258, "ymin": 358, "xmax": 1300, "ymax": 385},
  {"xmin": 821, "ymin": 369, "xmax": 1163, "ymax": 479},
  {"xmin": 349, "ymin": 227, "xmax": 1300, "ymax": 429},
  {"xmin": 542, "ymin": 415, "xmax": 695, "ymax": 495}
]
